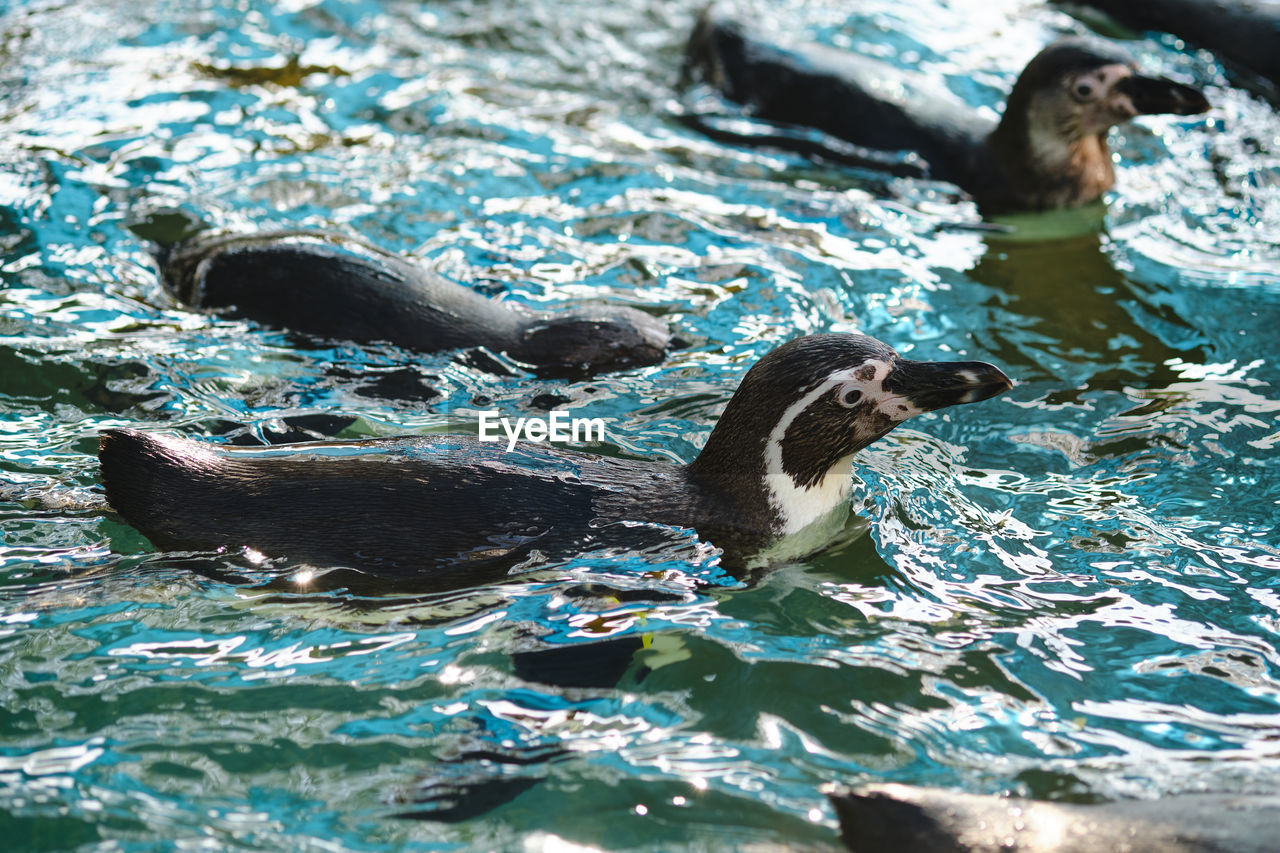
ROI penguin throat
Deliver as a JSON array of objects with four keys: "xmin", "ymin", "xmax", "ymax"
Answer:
[
  {"xmin": 1009, "ymin": 104, "xmax": 1116, "ymax": 207},
  {"xmin": 1027, "ymin": 124, "xmax": 1112, "ymax": 183},
  {"xmin": 764, "ymin": 454, "xmax": 857, "ymax": 536},
  {"xmin": 984, "ymin": 90, "xmax": 1119, "ymax": 211}
]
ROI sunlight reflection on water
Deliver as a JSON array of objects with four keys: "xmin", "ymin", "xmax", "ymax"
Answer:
[{"xmin": 2, "ymin": 0, "xmax": 1279, "ymax": 849}]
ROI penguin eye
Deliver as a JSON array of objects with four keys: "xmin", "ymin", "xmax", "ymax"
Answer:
[
  {"xmin": 1073, "ymin": 81, "xmax": 1095, "ymax": 101},
  {"xmin": 836, "ymin": 386, "xmax": 863, "ymax": 408}
]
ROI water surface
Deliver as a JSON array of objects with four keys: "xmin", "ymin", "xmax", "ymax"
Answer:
[{"xmin": 2, "ymin": 0, "xmax": 1279, "ymax": 850}]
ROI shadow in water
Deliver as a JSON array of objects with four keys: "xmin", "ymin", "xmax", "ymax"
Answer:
[
  {"xmin": 394, "ymin": 743, "xmax": 571, "ymax": 823},
  {"xmin": 968, "ymin": 229, "xmax": 1209, "ymax": 395}
]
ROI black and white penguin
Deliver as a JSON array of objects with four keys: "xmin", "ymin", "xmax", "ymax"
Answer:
[
  {"xmin": 98, "ymin": 333, "xmax": 1011, "ymax": 580},
  {"xmin": 830, "ymin": 783, "xmax": 1280, "ymax": 853},
  {"xmin": 1068, "ymin": 0, "xmax": 1280, "ymax": 91},
  {"xmin": 158, "ymin": 230, "xmax": 673, "ymax": 377},
  {"xmin": 683, "ymin": 8, "xmax": 1210, "ymax": 213}
]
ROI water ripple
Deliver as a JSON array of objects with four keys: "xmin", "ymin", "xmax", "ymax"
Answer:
[{"xmin": 3, "ymin": 0, "xmax": 1280, "ymax": 849}]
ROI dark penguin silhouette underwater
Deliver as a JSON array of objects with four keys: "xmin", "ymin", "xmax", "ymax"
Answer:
[
  {"xmin": 684, "ymin": 8, "xmax": 1210, "ymax": 213},
  {"xmin": 829, "ymin": 783, "xmax": 1280, "ymax": 853},
  {"xmin": 99, "ymin": 333, "xmax": 1011, "ymax": 584},
  {"xmin": 156, "ymin": 229, "xmax": 673, "ymax": 377}
]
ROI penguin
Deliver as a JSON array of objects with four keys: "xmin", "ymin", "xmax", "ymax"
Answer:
[
  {"xmin": 830, "ymin": 783, "xmax": 1280, "ymax": 853},
  {"xmin": 158, "ymin": 230, "xmax": 674, "ymax": 377},
  {"xmin": 683, "ymin": 7, "xmax": 1210, "ymax": 213},
  {"xmin": 97, "ymin": 333, "xmax": 1011, "ymax": 581},
  {"xmin": 1067, "ymin": 0, "xmax": 1280, "ymax": 92}
]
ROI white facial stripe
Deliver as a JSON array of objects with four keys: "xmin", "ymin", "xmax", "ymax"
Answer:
[
  {"xmin": 1074, "ymin": 65, "xmax": 1131, "ymax": 98},
  {"xmin": 1080, "ymin": 65, "xmax": 1141, "ymax": 131},
  {"xmin": 1110, "ymin": 93, "xmax": 1137, "ymax": 117},
  {"xmin": 762, "ymin": 359, "xmax": 917, "ymax": 535},
  {"xmin": 1096, "ymin": 66, "xmax": 1136, "ymax": 117},
  {"xmin": 873, "ymin": 392, "xmax": 924, "ymax": 421}
]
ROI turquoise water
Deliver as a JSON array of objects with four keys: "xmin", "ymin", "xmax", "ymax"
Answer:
[{"xmin": 3, "ymin": 0, "xmax": 1280, "ymax": 849}]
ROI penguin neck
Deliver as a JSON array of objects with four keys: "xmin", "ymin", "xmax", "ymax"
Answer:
[
  {"xmin": 687, "ymin": 383, "xmax": 863, "ymax": 538},
  {"xmin": 986, "ymin": 107, "xmax": 1116, "ymax": 209}
]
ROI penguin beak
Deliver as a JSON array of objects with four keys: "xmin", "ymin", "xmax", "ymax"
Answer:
[
  {"xmin": 885, "ymin": 360, "xmax": 1013, "ymax": 413},
  {"xmin": 1114, "ymin": 73, "xmax": 1210, "ymax": 116}
]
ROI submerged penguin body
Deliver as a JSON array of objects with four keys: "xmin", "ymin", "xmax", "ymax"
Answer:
[
  {"xmin": 99, "ymin": 430, "xmax": 688, "ymax": 582},
  {"xmin": 830, "ymin": 783, "xmax": 1280, "ymax": 853},
  {"xmin": 160, "ymin": 231, "xmax": 672, "ymax": 376},
  {"xmin": 684, "ymin": 9, "xmax": 1210, "ymax": 212},
  {"xmin": 100, "ymin": 334, "xmax": 1012, "ymax": 578},
  {"xmin": 685, "ymin": 14, "xmax": 991, "ymax": 185}
]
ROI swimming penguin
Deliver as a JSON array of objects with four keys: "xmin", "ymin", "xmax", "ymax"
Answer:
[
  {"xmin": 157, "ymin": 230, "xmax": 673, "ymax": 377},
  {"xmin": 98, "ymin": 334, "xmax": 1011, "ymax": 580},
  {"xmin": 1067, "ymin": 0, "xmax": 1280, "ymax": 91},
  {"xmin": 683, "ymin": 8, "xmax": 1210, "ymax": 213},
  {"xmin": 829, "ymin": 783, "xmax": 1280, "ymax": 853}
]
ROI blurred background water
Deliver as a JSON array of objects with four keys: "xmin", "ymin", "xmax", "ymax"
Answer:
[{"xmin": 2, "ymin": 0, "xmax": 1279, "ymax": 849}]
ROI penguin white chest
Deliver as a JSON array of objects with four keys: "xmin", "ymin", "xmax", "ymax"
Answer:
[{"xmin": 764, "ymin": 454, "xmax": 857, "ymax": 535}]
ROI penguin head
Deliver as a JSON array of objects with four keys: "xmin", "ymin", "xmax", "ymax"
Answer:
[
  {"xmin": 514, "ymin": 306, "xmax": 673, "ymax": 377},
  {"xmin": 1005, "ymin": 37, "xmax": 1209, "ymax": 143},
  {"xmin": 692, "ymin": 334, "xmax": 1012, "ymax": 534}
]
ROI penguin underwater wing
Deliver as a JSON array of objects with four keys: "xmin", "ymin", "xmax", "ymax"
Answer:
[
  {"xmin": 99, "ymin": 334, "xmax": 1012, "ymax": 580},
  {"xmin": 684, "ymin": 6, "xmax": 1210, "ymax": 213}
]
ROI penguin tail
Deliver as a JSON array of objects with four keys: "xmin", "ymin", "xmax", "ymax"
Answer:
[{"xmin": 99, "ymin": 428, "xmax": 224, "ymax": 551}]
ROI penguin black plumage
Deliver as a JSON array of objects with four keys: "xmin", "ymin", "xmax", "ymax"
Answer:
[
  {"xmin": 1068, "ymin": 0, "xmax": 1280, "ymax": 91},
  {"xmin": 684, "ymin": 8, "xmax": 1210, "ymax": 213},
  {"xmin": 158, "ymin": 230, "xmax": 673, "ymax": 378}
]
